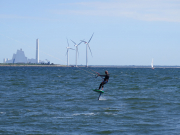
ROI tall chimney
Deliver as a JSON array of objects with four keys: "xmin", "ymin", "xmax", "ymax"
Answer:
[{"xmin": 36, "ymin": 39, "xmax": 39, "ymax": 64}]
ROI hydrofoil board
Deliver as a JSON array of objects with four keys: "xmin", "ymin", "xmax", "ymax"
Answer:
[{"xmin": 93, "ymin": 89, "xmax": 104, "ymax": 93}]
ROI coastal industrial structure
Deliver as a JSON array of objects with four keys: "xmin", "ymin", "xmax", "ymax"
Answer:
[
  {"xmin": 3, "ymin": 39, "xmax": 44, "ymax": 64},
  {"xmin": 36, "ymin": 39, "xmax": 39, "ymax": 63}
]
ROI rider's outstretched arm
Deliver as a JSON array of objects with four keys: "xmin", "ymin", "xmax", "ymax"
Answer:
[{"xmin": 98, "ymin": 75, "xmax": 106, "ymax": 77}]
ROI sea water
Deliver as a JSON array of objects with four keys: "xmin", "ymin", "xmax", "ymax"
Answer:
[{"xmin": 0, "ymin": 67, "xmax": 180, "ymax": 134}]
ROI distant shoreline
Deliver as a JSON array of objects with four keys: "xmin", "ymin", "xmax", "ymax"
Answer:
[
  {"xmin": 0, "ymin": 64, "xmax": 65, "ymax": 67},
  {"xmin": 1, "ymin": 64, "xmax": 180, "ymax": 68}
]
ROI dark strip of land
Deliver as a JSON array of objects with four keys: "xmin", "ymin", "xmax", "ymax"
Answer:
[{"xmin": 1, "ymin": 64, "xmax": 180, "ymax": 68}]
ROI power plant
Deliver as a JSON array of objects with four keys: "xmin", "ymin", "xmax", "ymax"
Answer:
[{"xmin": 3, "ymin": 39, "xmax": 44, "ymax": 64}]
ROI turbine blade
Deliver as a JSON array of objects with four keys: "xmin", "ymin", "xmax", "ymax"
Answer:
[
  {"xmin": 88, "ymin": 44, "xmax": 93, "ymax": 57},
  {"xmin": 77, "ymin": 47, "xmax": 79, "ymax": 57},
  {"xmin": 65, "ymin": 50, "xmax": 68, "ymax": 56},
  {"xmin": 80, "ymin": 40, "xmax": 86, "ymax": 43},
  {"xmin": 71, "ymin": 39, "xmax": 76, "ymax": 45},
  {"xmin": 78, "ymin": 41, "xmax": 83, "ymax": 45},
  {"xmin": 66, "ymin": 38, "xmax": 70, "ymax": 47},
  {"xmin": 88, "ymin": 33, "xmax": 94, "ymax": 44}
]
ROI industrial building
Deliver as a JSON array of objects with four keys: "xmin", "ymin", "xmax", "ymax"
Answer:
[{"xmin": 3, "ymin": 39, "xmax": 44, "ymax": 64}]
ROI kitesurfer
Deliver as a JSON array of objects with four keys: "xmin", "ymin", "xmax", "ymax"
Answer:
[{"xmin": 98, "ymin": 70, "xmax": 109, "ymax": 90}]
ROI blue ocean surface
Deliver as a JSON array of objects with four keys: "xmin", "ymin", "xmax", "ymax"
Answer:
[{"xmin": 0, "ymin": 67, "xmax": 180, "ymax": 134}]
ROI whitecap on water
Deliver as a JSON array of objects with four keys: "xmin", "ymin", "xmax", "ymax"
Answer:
[
  {"xmin": 72, "ymin": 113, "xmax": 95, "ymax": 116},
  {"xmin": 0, "ymin": 112, "xmax": 6, "ymax": 115},
  {"xmin": 99, "ymin": 96, "xmax": 106, "ymax": 100},
  {"xmin": 53, "ymin": 117, "xmax": 72, "ymax": 119}
]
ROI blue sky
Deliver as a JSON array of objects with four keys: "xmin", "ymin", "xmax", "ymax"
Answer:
[{"xmin": 0, "ymin": 0, "xmax": 180, "ymax": 65}]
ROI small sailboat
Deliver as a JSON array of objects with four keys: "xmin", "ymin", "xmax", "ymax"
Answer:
[{"xmin": 151, "ymin": 59, "xmax": 154, "ymax": 69}]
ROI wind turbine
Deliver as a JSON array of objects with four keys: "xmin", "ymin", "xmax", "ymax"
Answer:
[
  {"xmin": 81, "ymin": 33, "xmax": 94, "ymax": 67},
  {"xmin": 71, "ymin": 40, "xmax": 82, "ymax": 67},
  {"xmin": 66, "ymin": 38, "xmax": 74, "ymax": 66}
]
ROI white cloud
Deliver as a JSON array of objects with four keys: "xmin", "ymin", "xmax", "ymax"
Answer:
[
  {"xmin": 1, "ymin": 0, "xmax": 180, "ymax": 22},
  {"xmin": 55, "ymin": 0, "xmax": 180, "ymax": 22}
]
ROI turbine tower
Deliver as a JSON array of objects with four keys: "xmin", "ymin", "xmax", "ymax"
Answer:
[
  {"xmin": 71, "ymin": 40, "xmax": 82, "ymax": 67},
  {"xmin": 81, "ymin": 33, "xmax": 94, "ymax": 67},
  {"xmin": 36, "ymin": 39, "xmax": 39, "ymax": 64},
  {"xmin": 66, "ymin": 39, "xmax": 74, "ymax": 66}
]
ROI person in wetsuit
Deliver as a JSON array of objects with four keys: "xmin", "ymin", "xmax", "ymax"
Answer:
[{"xmin": 98, "ymin": 70, "xmax": 109, "ymax": 90}]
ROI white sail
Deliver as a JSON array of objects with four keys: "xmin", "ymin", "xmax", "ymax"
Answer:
[{"xmin": 151, "ymin": 59, "xmax": 154, "ymax": 68}]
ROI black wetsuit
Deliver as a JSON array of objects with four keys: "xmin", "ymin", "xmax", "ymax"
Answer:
[
  {"xmin": 103, "ymin": 74, "xmax": 109, "ymax": 82},
  {"xmin": 99, "ymin": 74, "xmax": 109, "ymax": 89}
]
